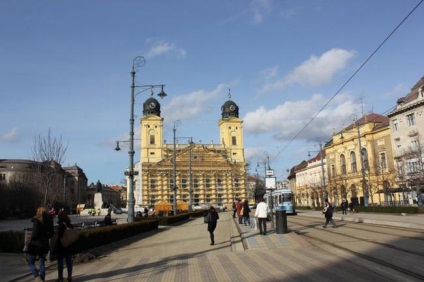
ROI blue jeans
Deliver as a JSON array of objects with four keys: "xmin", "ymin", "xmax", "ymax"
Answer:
[
  {"xmin": 28, "ymin": 254, "xmax": 45, "ymax": 279},
  {"xmin": 57, "ymin": 253, "xmax": 73, "ymax": 279},
  {"xmin": 244, "ymin": 215, "xmax": 250, "ymax": 225}
]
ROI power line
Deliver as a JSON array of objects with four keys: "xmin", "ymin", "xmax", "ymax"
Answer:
[{"xmin": 271, "ymin": 0, "xmax": 423, "ymax": 164}]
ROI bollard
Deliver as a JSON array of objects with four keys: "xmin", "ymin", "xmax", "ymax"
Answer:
[{"xmin": 275, "ymin": 210, "xmax": 288, "ymax": 234}]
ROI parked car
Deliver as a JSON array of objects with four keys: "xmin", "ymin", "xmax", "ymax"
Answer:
[
  {"xmin": 216, "ymin": 204, "xmax": 227, "ymax": 212},
  {"xmin": 113, "ymin": 207, "xmax": 123, "ymax": 214}
]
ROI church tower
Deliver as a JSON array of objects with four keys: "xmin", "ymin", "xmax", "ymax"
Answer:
[
  {"xmin": 140, "ymin": 95, "xmax": 164, "ymax": 163},
  {"xmin": 218, "ymin": 92, "xmax": 245, "ymax": 163}
]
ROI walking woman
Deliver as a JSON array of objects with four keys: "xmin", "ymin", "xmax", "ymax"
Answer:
[
  {"xmin": 255, "ymin": 197, "xmax": 268, "ymax": 235},
  {"xmin": 242, "ymin": 199, "xmax": 251, "ymax": 226},
  {"xmin": 27, "ymin": 206, "xmax": 54, "ymax": 282},
  {"xmin": 56, "ymin": 211, "xmax": 74, "ymax": 282},
  {"xmin": 206, "ymin": 206, "xmax": 219, "ymax": 245}
]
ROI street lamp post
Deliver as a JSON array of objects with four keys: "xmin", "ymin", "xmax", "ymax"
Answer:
[
  {"xmin": 124, "ymin": 56, "xmax": 167, "ymax": 223},
  {"xmin": 188, "ymin": 138, "xmax": 193, "ymax": 212},
  {"xmin": 352, "ymin": 115, "xmax": 368, "ymax": 207},
  {"xmin": 172, "ymin": 120, "xmax": 181, "ymax": 215}
]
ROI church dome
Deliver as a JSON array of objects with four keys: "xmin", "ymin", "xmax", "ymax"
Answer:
[
  {"xmin": 221, "ymin": 100, "xmax": 239, "ymax": 119},
  {"xmin": 143, "ymin": 97, "xmax": 161, "ymax": 117}
]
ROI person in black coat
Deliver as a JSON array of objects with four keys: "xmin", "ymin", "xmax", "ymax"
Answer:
[
  {"xmin": 27, "ymin": 206, "xmax": 54, "ymax": 282},
  {"xmin": 206, "ymin": 206, "xmax": 219, "ymax": 245},
  {"xmin": 341, "ymin": 199, "xmax": 348, "ymax": 215},
  {"xmin": 242, "ymin": 199, "xmax": 251, "ymax": 226},
  {"xmin": 56, "ymin": 211, "xmax": 74, "ymax": 282}
]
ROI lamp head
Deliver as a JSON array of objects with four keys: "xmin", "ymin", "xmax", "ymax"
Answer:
[
  {"xmin": 157, "ymin": 85, "xmax": 167, "ymax": 99},
  {"xmin": 114, "ymin": 141, "xmax": 121, "ymax": 151}
]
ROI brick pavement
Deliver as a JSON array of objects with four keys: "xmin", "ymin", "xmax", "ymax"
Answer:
[{"xmin": 4, "ymin": 210, "xmax": 424, "ymax": 282}]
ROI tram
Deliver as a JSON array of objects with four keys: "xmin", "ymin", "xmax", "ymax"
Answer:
[{"xmin": 264, "ymin": 189, "xmax": 296, "ymax": 215}]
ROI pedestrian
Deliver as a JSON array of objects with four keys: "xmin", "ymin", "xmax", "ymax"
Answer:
[
  {"xmin": 144, "ymin": 207, "xmax": 149, "ymax": 218},
  {"xmin": 243, "ymin": 199, "xmax": 251, "ymax": 226},
  {"xmin": 27, "ymin": 206, "xmax": 54, "ymax": 282},
  {"xmin": 48, "ymin": 207, "xmax": 56, "ymax": 219},
  {"xmin": 236, "ymin": 199, "xmax": 243, "ymax": 224},
  {"xmin": 323, "ymin": 198, "xmax": 337, "ymax": 228},
  {"xmin": 55, "ymin": 211, "xmax": 74, "ymax": 282},
  {"xmin": 205, "ymin": 206, "xmax": 219, "ymax": 245},
  {"xmin": 255, "ymin": 197, "xmax": 268, "ymax": 235},
  {"xmin": 348, "ymin": 201, "xmax": 354, "ymax": 213},
  {"xmin": 232, "ymin": 201, "xmax": 236, "ymax": 218},
  {"xmin": 104, "ymin": 211, "xmax": 112, "ymax": 226},
  {"xmin": 341, "ymin": 199, "xmax": 348, "ymax": 215}
]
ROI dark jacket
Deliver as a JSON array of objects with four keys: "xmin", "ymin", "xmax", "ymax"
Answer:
[
  {"xmin": 323, "ymin": 202, "xmax": 333, "ymax": 218},
  {"xmin": 242, "ymin": 201, "xmax": 251, "ymax": 216},
  {"xmin": 29, "ymin": 215, "xmax": 53, "ymax": 255},
  {"xmin": 207, "ymin": 210, "xmax": 219, "ymax": 232},
  {"xmin": 56, "ymin": 219, "xmax": 75, "ymax": 255}
]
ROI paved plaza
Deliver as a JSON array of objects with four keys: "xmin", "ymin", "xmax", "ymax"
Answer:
[{"xmin": 2, "ymin": 210, "xmax": 424, "ymax": 281}]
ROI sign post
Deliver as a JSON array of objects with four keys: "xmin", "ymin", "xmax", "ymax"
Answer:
[{"xmin": 265, "ymin": 169, "xmax": 276, "ymax": 230}]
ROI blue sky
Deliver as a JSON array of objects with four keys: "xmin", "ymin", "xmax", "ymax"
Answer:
[{"xmin": 1, "ymin": 0, "xmax": 423, "ymax": 185}]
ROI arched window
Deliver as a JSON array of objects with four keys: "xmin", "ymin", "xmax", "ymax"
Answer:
[
  {"xmin": 350, "ymin": 151, "xmax": 357, "ymax": 173},
  {"xmin": 340, "ymin": 154, "xmax": 346, "ymax": 175},
  {"xmin": 361, "ymin": 148, "xmax": 369, "ymax": 170}
]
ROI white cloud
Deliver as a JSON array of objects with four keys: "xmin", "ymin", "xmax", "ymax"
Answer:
[
  {"xmin": 162, "ymin": 84, "xmax": 228, "ymax": 122},
  {"xmin": 243, "ymin": 93, "xmax": 361, "ymax": 142},
  {"xmin": 0, "ymin": 127, "xmax": 19, "ymax": 142},
  {"xmin": 145, "ymin": 40, "xmax": 187, "ymax": 59},
  {"xmin": 249, "ymin": 0, "xmax": 272, "ymax": 24},
  {"xmin": 260, "ymin": 48, "xmax": 356, "ymax": 93}
]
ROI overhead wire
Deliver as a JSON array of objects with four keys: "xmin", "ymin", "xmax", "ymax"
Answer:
[{"xmin": 271, "ymin": 0, "xmax": 423, "ymax": 165}]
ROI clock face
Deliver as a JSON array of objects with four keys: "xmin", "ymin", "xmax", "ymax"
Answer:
[
  {"xmin": 149, "ymin": 102, "xmax": 156, "ymax": 109},
  {"xmin": 229, "ymin": 105, "xmax": 236, "ymax": 111}
]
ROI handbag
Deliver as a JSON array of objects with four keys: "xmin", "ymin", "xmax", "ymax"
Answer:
[
  {"xmin": 61, "ymin": 227, "xmax": 79, "ymax": 248},
  {"xmin": 204, "ymin": 212, "xmax": 210, "ymax": 224}
]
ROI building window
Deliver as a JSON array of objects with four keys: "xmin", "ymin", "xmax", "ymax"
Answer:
[
  {"xmin": 181, "ymin": 179, "xmax": 187, "ymax": 189},
  {"xmin": 340, "ymin": 154, "xmax": 346, "ymax": 175},
  {"xmin": 205, "ymin": 179, "xmax": 210, "ymax": 189},
  {"xmin": 361, "ymin": 148, "xmax": 369, "ymax": 171},
  {"xmin": 217, "ymin": 178, "xmax": 222, "ymax": 189},
  {"xmin": 392, "ymin": 121, "xmax": 398, "ymax": 131},
  {"xmin": 232, "ymin": 136, "xmax": 237, "ymax": 146},
  {"xmin": 411, "ymin": 140, "xmax": 419, "ymax": 149},
  {"xmin": 380, "ymin": 152, "xmax": 387, "ymax": 171},
  {"xmin": 149, "ymin": 134, "xmax": 155, "ymax": 145},
  {"xmin": 170, "ymin": 178, "xmax": 174, "ymax": 190},
  {"xmin": 350, "ymin": 151, "xmax": 357, "ymax": 173},
  {"xmin": 234, "ymin": 178, "xmax": 239, "ymax": 188},
  {"xmin": 194, "ymin": 178, "xmax": 199, "ymax": 189},
  {"xmin": 150, "ymin": 179, "xmax": 156, "ymax": 190},
  {"xmin": 331, "ymin": 165, "xmax": 335, "ymax": 177},
  {"xmin": 406, "ymin": 113, "xmax": 416, "ymax": 126}
]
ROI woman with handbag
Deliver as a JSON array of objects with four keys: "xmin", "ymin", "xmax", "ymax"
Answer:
[
  {"xmin": 27, "ymin": 206, "xmax": 54, "ymax": 282},
  {"xmin": 56, "ymin": 211, "xmax": 74, "ymax": 282}
]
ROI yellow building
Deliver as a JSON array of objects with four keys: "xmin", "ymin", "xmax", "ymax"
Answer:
[
  {"xmin": 325, "ymin": 113, "xmax": 396, "ymax": 206},
  {"xmin": 134, "ymin": 93, "xmax": 247, "ymax": 209}
]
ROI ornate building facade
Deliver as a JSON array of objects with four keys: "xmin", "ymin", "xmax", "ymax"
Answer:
[
  {"xmin": 325, "ymin": 113, "xmax": 396, "ymax": 207},
  {"xmin": 388, "ymin": 76, "xmax": 424, "ymax": 205},
  {"xmin": 132, "ymin": 94, "xmax": 247, "ymax": 208}
]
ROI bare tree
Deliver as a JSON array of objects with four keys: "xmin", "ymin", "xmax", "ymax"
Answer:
[
  {"xmin": 31, "ymin": 128, "xmax": 68, "ymax": 164},
  {"xmin": 31, "ymin": 129, "xmax": 68, "ymax": 206}
]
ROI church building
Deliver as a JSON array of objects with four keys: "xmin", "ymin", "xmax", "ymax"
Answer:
[{"xmin": 133, "ymin": 93, "xmax": 247, "ymax": 209}]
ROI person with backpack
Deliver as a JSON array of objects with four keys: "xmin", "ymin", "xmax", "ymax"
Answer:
[{"xmin": 323, "ymin": 198, "xmax": 337, "ymax": 228}]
